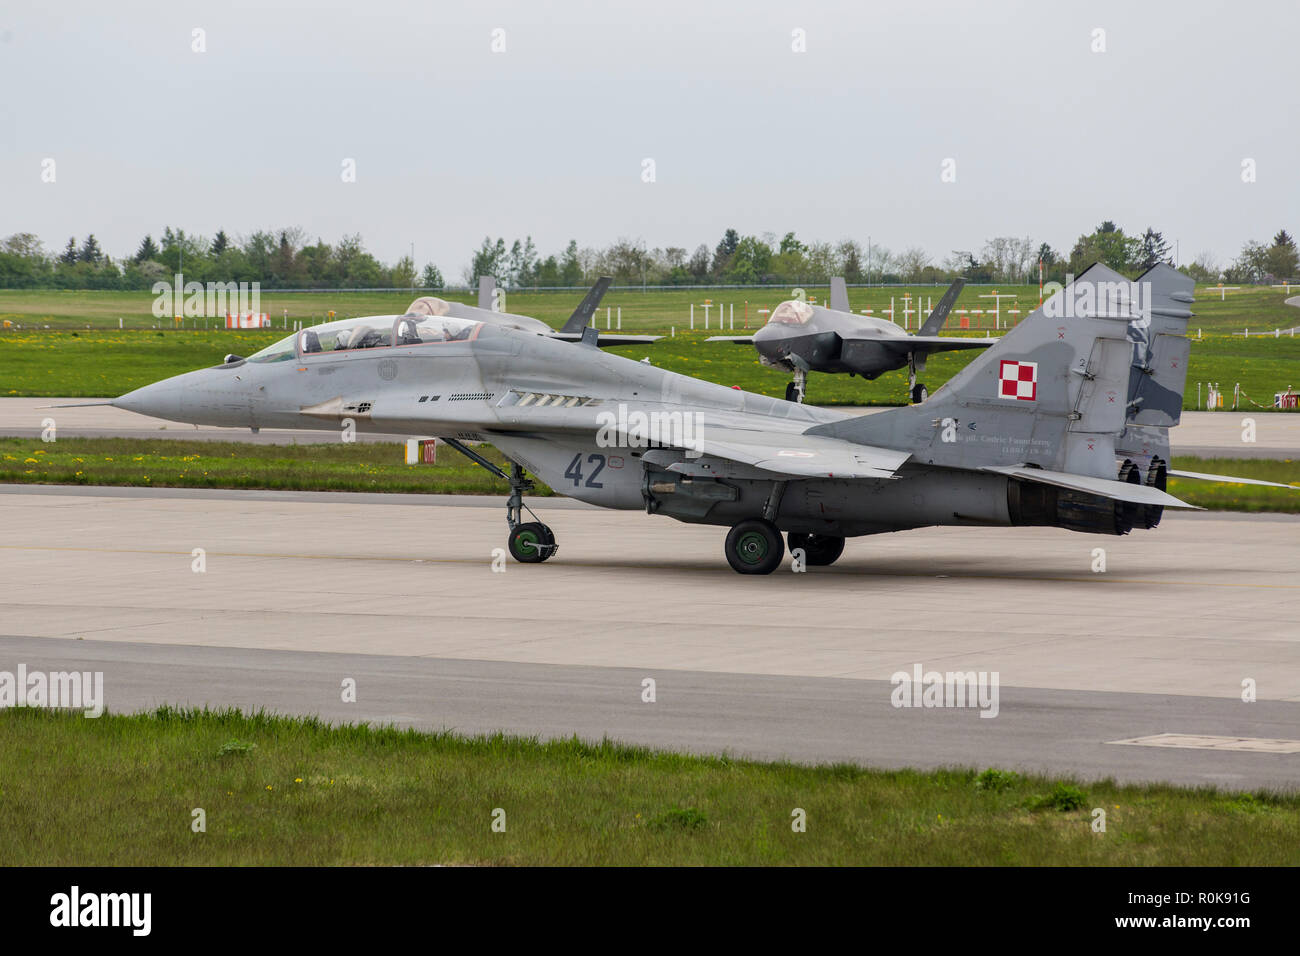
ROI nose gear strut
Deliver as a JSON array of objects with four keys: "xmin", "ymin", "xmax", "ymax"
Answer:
[{"xmin": 440, "ymin": 438, "xmax": 558, "ymax": 562}]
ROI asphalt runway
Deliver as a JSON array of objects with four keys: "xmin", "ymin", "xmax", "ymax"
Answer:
[
  {"xmin": 2, "ymin": 484, "xmax": 1298, "ymax": 789},
  {"xmin": 4, "ymin": 398, "xmax": 1298, "ymax": 458}
]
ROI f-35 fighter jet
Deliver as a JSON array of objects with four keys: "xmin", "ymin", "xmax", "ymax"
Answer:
[
  {"xmin": 110, "ymin": 265, "xmax": 1293, "ymax": 573},
  {"xmin": 708, "ymin": 276, "xmax": 996, "ymax": 403}
]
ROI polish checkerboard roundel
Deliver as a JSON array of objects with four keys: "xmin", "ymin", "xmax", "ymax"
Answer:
[{"xmin": 998, "ymin": 360, "xmax": 1037, "ymax": 401}]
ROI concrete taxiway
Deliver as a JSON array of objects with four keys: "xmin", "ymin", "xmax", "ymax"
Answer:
[
  {"xmin": 2, "ymin": 484, "xmax": 1298, "ymax": 789},
  {"xmin": 4, "ymin": 398, "xmax": 1298, "ymax": 458}
]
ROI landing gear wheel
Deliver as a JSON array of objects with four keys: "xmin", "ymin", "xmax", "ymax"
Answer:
[
  {"xmin": 787, "ymin": 532, "xmax": 845, "ymax": 567},
  {"xmin": 785, "ymin": 381, "xmax": 799, "ymax": 402},
  {"xmin": 911, "ymin": 383, "xmax": 928, "ymax": 404},
  {"xmin": 508, "ymin": 522, "xmax": 556, "ymax": 563},
  {"xmin": 725, "ymin": 519, "xmax": 785, "ymax": 575}
]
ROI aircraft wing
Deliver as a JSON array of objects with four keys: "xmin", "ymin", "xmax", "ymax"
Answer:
[
  {"xmin": 697, "ymin": 432, "xmax": 909, "ymax": 479},
  {"xmin": 549, "ymin": 332, "xmax": 662, "ymax": 345},
  {"xmin": 610, "ymin": 422, "xmax": 910, "ymax": 479},
  {"xmin": 875, "ymin": 335, "xmax": 999, "ymax": 354},
  {"xmin": 980, "ymin": 465, "xmax": 1201, "ymax": 509},
  {"xmin": 704, "ymin": 335, "xmax": 755, "ymax": 344}
]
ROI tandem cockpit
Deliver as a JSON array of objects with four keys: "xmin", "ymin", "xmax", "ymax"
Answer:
[{"xmin": 244, "ymin": 303, "xmax": 483, "ymax": 364}]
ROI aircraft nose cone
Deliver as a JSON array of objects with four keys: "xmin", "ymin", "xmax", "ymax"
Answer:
[
  {"xmin": 752, "ymin": 323, "xmax": 784, "ymax": 356},
  {"xmin": 114, "ymin": 378, "xmax": 188, "ymax": 421}
]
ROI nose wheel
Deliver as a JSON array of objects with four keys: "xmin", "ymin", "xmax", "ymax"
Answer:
[{"xmin": 509, "ymin": 522, "xmax": 556, "ymax": 563}]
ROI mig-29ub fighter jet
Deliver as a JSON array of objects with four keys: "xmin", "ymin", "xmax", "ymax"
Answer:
[
  {"xmin": 450, "ymin": 275, "xmax": 661, "ymax": 346},
  {"xmin": 707, "ymin": 276, "xmax": 996, "ymax": 404},
  {"xmin": 110, "ymin": 265, "xmax": 1294, "ymax": 574}
]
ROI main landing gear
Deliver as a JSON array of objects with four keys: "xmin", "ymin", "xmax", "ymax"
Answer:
[
  {"xmin": 442, "ymin": 439, "xmax": 557, "ymax": 564},
  {"xmin": 723, "ymin": 521, "xmax": 848, "ymax": 574},
  {"xmin": 787, "ymin": 532, "xmax": 845, "ymax": 566},
  {"xmin": 725, "ymin": 519, "xmax": 785, "ymax": 574}
]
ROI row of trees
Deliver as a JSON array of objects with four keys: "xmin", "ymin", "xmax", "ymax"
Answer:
[
  {"xmin": 0, "ymin": 228, "xmax": 443, "ymax": 291},
  {"xmin": 467, "ymin": 222, "xmax": 1294, "ymax": 288},
  {"xmin": 1, "ymin": 223, "xmax": 1295, "ymax": 291},
  {"xmin": 468, "ymin": 230, "xmax": 1043, "ymax": 288}
]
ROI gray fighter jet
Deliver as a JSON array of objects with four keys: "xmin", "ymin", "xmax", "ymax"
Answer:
[
  {"xmin": 109, "ymin": 265, "xmax": 1294, "ymax": 574},
  {"xmin": 708, "ymin": 276, "xmax": 996, "ymax": 404}
]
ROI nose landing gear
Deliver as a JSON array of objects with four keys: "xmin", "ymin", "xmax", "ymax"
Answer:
[
  {"xmin": 441, "ymin": 438, "xmax": 557, "ymax": 564},
  {"xmin": 784, "ymin": 367, "xmax": 808, "ymax": 404},
  {"xmin": 503, "ymin": 462, "xmax": 557, "ymax": 563},
  {"xmin": 907, "ymin": 354, "xmax": 928, "ymax": 404}
]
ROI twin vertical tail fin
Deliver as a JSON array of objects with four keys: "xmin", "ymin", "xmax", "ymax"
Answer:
[
  {"xmin": 917, "ymin": 278, "xmax": 967, "ymax": 337},
  {"xmin": 806, "ymin": 263, "xmax": 1200, "ymax": 531},
  {"xmin": 559, "ymin": 276, "xmax": 614, "ymax": 333},
  {"xmin": 1112, "ymin": 263, "xmax": 1195, "ymax": 528},
  {"xmin": 829, "ymin": 276, "xmax": 851, "ymax": 313}
]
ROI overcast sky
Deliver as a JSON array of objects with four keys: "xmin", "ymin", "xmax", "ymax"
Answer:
[{"xmin": 2, "ymin": 0, "xmax": 1296, "ymax": 276}]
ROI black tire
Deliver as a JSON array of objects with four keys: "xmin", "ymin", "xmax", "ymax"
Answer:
[
  {"xmin": 911, "ymin": 383, "xmax": 928, "ymax": 404},
  {"xmin": 785, "ymin": 381, "xmax": 800, "ymax": 403},
  {"xmin": 508, "ymin": 522, "xmax": 555, "ymax": 563},
  {"xmin": 788, "ymin": 532, "xmax": 846, "ymax": 567},
  {"xmin": 725, "ymin": 519, "xmax": 785, "ymax": 575}
]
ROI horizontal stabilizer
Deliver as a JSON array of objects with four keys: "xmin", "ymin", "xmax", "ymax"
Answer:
[
  {"xmin": 982, "ymin": 465, "xmax": 1202, "ymax": 510},
  {"xmin": 704, "ymin": 335, "xmax": 755, "ymax": 344},
  {"xmin": 1169, "ymin": 468, "xmax": 1300, "ymax": 490}
]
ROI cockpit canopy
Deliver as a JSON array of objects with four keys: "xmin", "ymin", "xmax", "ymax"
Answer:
[
  {"xmin": 768, "ymin": 300, "xmax": 814, "ymax": 326},
  {"xmin": 246, "ymin": 312, "xmax": 482, "ymax": 363}
]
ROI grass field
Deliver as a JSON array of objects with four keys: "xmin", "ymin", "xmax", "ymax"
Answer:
[
  {"xmin": 2, "ymin": 437, "xmax": 1295, "ymax": 512},
  {"xmin": 3, "ymin": 326, "xmax": 1300, "ymax": 408},
  {"xmin": 2, "ymin": 706, "xmax": 1297, "ymax": 866},
  {"xmin": 3, "ymin": 283, "xmax": 1299, "ymax": 335}
]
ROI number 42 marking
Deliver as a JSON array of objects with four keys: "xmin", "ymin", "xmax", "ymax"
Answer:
[{"xmin": 565, "ymin": 453, "xmax": 605, "ymax": 488}]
